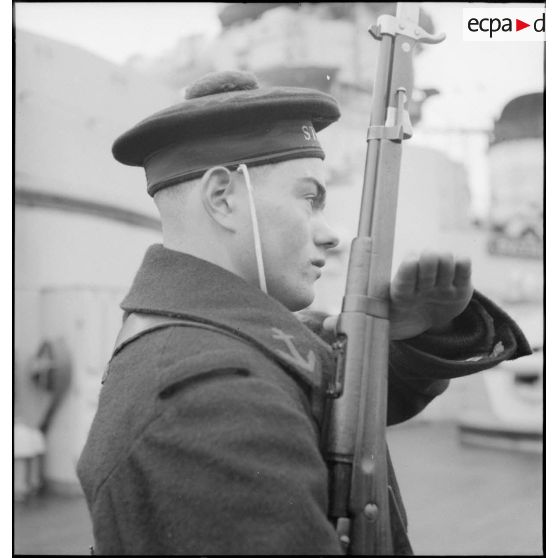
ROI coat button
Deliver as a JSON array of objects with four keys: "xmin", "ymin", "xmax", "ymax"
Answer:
[{"xmin": 364, "ymin": 503, "xmax": 379, "ymax": 522}]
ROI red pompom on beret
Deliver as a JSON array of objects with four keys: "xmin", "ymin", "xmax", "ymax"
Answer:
[{"xmin": 112, "ymin": 70, "xmax": 341, "ymax": 196}]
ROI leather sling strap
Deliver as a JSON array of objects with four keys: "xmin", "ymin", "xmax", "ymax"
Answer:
[
  {"xmin": 102, "ymin": 313, "xmax": 249, "ymax": 384},
  {"xmin": 113, "ymin": 313, "xmax": 247, "ymax": 356}
]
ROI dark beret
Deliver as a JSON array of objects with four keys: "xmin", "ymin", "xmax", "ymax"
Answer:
[{"xmin": 112, "ymin": 70, "xmax": 341, "ymax": 196}]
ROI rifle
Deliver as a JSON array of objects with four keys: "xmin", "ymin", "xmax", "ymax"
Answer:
[{"xmin": 324, "ymin": 4, "xmax": 445, "ymax": 555}]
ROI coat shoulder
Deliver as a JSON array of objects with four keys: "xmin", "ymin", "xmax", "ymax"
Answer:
[{"xmin": 149, "ymin": 324, "xmax": 303, "ymax": 399}]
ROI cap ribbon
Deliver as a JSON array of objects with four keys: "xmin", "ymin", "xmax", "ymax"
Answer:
[{"xmin": 144, "ymin": 119, "xmax": 325, "ymax": 196}]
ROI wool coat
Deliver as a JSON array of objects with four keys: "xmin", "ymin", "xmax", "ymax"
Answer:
[{"xmin": 77, "ymin": 245, "xmax": 530, "ymax": 555}]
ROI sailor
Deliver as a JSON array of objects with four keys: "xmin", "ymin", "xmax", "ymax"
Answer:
[{"xmin": 77, "ymin": 70, "xmax": 530, "ymax": 555}]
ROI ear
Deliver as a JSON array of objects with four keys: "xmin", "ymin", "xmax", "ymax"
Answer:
[{"xmin": 200, "ymin": 166, "xmax": 237, "ymax": 230}]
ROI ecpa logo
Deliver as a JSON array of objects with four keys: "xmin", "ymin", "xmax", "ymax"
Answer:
[{"xmin": 463, "ymin": 8, "xmax": 545, "ymax": 42}]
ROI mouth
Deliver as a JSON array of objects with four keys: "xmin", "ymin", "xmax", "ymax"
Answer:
[
  {"xmin": 311, "ymin": 259, "xmax": 325, "ymax": 278},
  {"xmin": 311, "ymin": 258, "xmax": 325, "ymax": 268}
]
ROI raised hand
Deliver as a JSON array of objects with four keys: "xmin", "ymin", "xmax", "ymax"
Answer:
[{"xmin": 389, "ymin": 252, "xmax": 473, "ymax": 341}]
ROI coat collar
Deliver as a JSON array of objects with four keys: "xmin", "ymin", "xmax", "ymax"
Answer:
[{"xmin": 121, "ymin": 244, "xmax": 334, "ymax": 391}]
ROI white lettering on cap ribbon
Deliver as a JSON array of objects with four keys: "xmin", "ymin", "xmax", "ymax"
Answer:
[{"xmin": 302, "ymin": 125, "xmax": 318, "ymax": 141}]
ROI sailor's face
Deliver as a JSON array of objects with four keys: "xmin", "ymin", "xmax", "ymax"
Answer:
[{"xmin": 241, "ymin": 158, "xmax": 339, "ymax": 311}]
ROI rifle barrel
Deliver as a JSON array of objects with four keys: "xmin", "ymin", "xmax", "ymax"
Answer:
[{"xmin": 324, "ymin": 2, "xmax": 445, "ymax": 554}]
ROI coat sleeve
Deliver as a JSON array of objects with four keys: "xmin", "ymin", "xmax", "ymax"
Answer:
[
  {"xmin": 387, "ymin": 290, "xmax": 532, "ymax": 425},
  {"xmin": 113, "ymin": 369, "xmax": 343, "ymax": 555}
]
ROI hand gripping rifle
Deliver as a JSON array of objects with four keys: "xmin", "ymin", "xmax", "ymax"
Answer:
[{"xmin": 324, "ymin": 4, "xmax": 444, "ymax": 555}]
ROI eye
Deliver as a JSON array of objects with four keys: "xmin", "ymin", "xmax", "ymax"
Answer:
[{"xmin": 304, "ymin": 195, "xmax": 319, "ymax": 209}]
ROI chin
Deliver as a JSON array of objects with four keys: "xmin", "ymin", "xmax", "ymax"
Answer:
[
  {"xmin": 266, "ymin": 275, "xmax": 316, "ymax": 311},
  {"xmin": 278, "ymin": 289, "xmax": 315, "ymax": 312}
]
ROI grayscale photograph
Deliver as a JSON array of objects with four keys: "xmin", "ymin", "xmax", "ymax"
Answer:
[{"xmin": 14, "ymin": 2, "xmax": 544, "ymax": 555}]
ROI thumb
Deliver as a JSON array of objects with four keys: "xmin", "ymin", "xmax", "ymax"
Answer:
[{"xmin": 323, "ymin": 315, "xmax": 339, "ymax": 335}]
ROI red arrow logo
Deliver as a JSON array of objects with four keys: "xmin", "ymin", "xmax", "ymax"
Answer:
[{"xmin": 516, "ymin": 18, "xmax": 530, "ymax": 31}]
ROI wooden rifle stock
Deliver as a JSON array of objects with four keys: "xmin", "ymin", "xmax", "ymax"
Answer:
[{"xmin": 324, "ymin": 4, "xmax": 445, "ymax": 555}]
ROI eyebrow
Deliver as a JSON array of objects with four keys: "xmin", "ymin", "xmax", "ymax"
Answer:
[{"xmin": 296, "ymin": 177, "xmax": 326, "ymax": 208}]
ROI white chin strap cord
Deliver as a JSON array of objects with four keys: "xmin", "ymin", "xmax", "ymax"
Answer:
[{"xmin": 236, "ymin": 164, "xmax": 268, "ymax": 294}]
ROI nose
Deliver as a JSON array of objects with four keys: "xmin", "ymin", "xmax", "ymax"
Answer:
[{"xmin": 313, "ymin": 215, "xmax": 340, "ymax": 251}]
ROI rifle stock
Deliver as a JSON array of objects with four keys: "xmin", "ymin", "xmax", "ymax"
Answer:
[{"xmin": 324, "ymin": 4, "xmax": 445, "ymax": 555}]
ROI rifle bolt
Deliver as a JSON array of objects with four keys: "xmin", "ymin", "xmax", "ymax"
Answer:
[{"xmin": 364, "ymin": 503, "xmax": 379, "ymax": 522}]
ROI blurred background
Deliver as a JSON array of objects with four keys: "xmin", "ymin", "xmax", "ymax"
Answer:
[{"xmin": 14, "ymin": 2, "xmax": 544, "ymax": 555}]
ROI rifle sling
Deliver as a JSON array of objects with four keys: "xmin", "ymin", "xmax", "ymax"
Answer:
[{"xmin": 102, "ymin": 313, "xmax": 250, "ymax": 384}]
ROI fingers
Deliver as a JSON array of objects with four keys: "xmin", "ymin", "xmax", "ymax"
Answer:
[
  {"xmin": 435, "ymin": 253, "xmax": 455, "ymax": 288},
  {"xmin": 391, "ymin": 258, "xmax": 418, "ymax": 300},
  {"xmin": 453, "ymin": 257, "xmax": 472, "ymax": 288},
  {"xmin": 417, "ymin": 252, "xmax": 440, "ymax": 290},
  {"xmin": 394, "ymin": 252, "xmax": 471, "ymax": 294}
]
